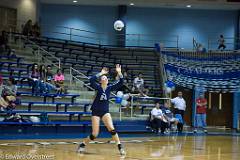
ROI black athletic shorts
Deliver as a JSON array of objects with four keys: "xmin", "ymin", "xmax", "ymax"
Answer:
[{"xmin": 92, "ymin": 110, "xmax": 109, "ymax": 118}]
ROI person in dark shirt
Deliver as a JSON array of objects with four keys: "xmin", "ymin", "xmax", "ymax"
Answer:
[
  {"xmin": 0, "ymin": 31, "xmax": 11, "ymax": 54},
  {"xmin": 161, "ymin": 102, "xmax": 180, "ymax": 132},
  {"xmin": 77, "ymin": 64, "xmax": 126, "ymax": 155},
  {"xmin": 32, "ymin": 22, "xmax": 40, "ymax": 38},
  {"xmin": 22, "ymin": 20, "xmax": 33, "ymax": 36},
  {"xmin": 29, "ymin": 64, "xmax": 40, "ymax": 95},
  {"xmin": 218, "ymin": 35, "xmax": 226, "ymax": 50},
  {"xmin": 45, "ymin": 65, "xmax": 55, "ymax": 93}
]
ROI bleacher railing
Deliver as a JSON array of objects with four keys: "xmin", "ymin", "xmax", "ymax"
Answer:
[
  {"xmin": 5, "ymin": 20, "xmax": 240, "ymax": 51},
  {"xmin": 69, "ymin": 67, "xmax": 94, "ymax": 91},
  {"xmin": 40, "ymin": 24, "xmax": 179, "ymax": 48},
  {"xmin": 193, "ymin": 36, "xmax": 240, "ymax": 51},
  {"xmin": 207, "ymin": 37, "xmax": 240, "ymax": 51},
  {"xmin": 23, "ymin": 37, "xmax": 61, "ymax": 69},
  {"xmin": 9, "ymin": 32, "xmax": 61, "ymax": 69},
  {"xmin": 129, "ymin": 95, "xmax": 170, "ymax": 117}
]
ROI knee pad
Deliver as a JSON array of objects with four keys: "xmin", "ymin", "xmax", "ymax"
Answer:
[
  {"xmin": 89, "ymin": 134, "xmax": 96, "ymax": 140},
  {"xmin": 110, "ymin": 130, "xmax": 117, "ymax": 136}
]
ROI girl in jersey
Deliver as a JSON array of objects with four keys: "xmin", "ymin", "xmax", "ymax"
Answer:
[{"xmin": 77, "ymin": 64, "xmax": 126, "ymax": 155}]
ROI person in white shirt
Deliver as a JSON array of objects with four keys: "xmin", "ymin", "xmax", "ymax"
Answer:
[
  {"xmin": 150, "ymin": 102, "xmax": 168, "ymax": 134},
  {"xmin": 133, "ymin": 73, "xmax": 144, "ymax": 89},
  {"xmin": 171, "ymin": 91, "xmax": 186, "ymax": 132},
  {"xmin": 132, "ymin": 73, "xmax": 147, "ymax": 96}
]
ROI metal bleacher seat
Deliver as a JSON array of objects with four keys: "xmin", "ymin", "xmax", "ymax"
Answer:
[
  {"xmin": 17, "ymin": 91, "xmax": 80, "ymax": 104},
  {"xmin": 0, "ymin": 55, "xmax": 24, "ymax": 64},
  {"xmin": 20, "ymin": 101, "xmax": 91, "ymax": 112}
]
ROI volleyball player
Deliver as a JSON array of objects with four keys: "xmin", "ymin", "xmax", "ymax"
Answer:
[{"xmin": 77, "ymin": 64, "xmax": 126, "ymax": 155}]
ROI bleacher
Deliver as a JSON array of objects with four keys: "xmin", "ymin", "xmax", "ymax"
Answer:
[
  {"xmin": 27, "ymin": 36, "xmax": 162, "ymax": 96},
  {"xmin": 0, "ymin": 53, "xmax": 93, "ymax": 126},
  {"xmin": 0, "ymin": 33, "xmax": 165, "ymax": 134},
  {"xmin": 2, "ymin": 32, "xmax": 239, "ymax": 135}
]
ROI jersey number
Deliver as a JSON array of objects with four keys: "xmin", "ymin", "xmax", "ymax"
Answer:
[{"xmin": 100, "ymin": 93, "xmax": 107, "ymax": 101}]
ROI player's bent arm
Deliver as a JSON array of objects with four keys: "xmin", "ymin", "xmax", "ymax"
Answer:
[
  {"xmin": 90, "ymin": 73, "xmax": 102, "ymax": 90},
  {"xmin": 110, "ymin": 74, "xmax": 124, "ymax": 91}
]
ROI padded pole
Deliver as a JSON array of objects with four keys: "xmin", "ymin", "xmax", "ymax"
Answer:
[{"xmin": 233, "ymin": 92, "xmax": 240, "ymax": 129}]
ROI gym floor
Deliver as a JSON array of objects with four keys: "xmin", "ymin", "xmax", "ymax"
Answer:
[{"xmin": 0, "ymin": 134, "xmax": 239, "ymax": 160}]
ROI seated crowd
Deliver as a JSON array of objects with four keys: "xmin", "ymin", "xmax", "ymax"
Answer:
[
  {"xmin": 149, "ymin": 101, "xmax": 183, "ymax": 134},
  {"xmin": 0, "ymin": 62, "xmax": 67, "ymax": 113},
  {"xmin": 22, "ymin": 19, "xmax": 41, "ymax": 38},
  {"xmin": 29, "ymin": 63, "xmax": 66, "ymax": 96},
  {"xmin": 0, "ymin": 76, "xmax": 18, "ymax": 113},
  {"xmin": 117, "ymin": 69, "xmax": 149, "ymax": 97}
]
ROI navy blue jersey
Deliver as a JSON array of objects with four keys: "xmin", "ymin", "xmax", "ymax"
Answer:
[
  {"xmin": 161, "ymin": 106, "xmax": 174, "ymax": 119},
  {"xmin": 90, "ymin": 74, "xmax": 123, "ymax": 113}
]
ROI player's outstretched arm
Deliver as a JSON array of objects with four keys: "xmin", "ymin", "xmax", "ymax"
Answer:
[
  {"xmin": 111, "ymin": 64, "xmax": 124, "ymax": 91},
  {"xmin": 90, "ymin": 67, "xmax": 109, "ymax": 89}
]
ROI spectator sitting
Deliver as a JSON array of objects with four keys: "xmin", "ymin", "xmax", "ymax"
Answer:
[
  {"xmin": 196, "ymin": 43, "xmax": 206, "ymax": 53},
  {"xmin": 32, "ymin": 22, "xmax": 41, "ymax": 38},
  {"xmin": 0, "ymin": 78, "xmax": 17, "ymax": 112},
  {"xmin": 115, "ymin": 69, "xmax": 132, "ymax": 116},
  {"xmin": 54, "ymin": 69, "xmax": 65, "ymax": 96},
  {"xmin": 132, "ymin": 72, "xmax": 147, "ymax": 96},
  {"xmin": 29, "ymin": 63, "xmax": 40, "ymax": 95},
  {"xmin": 45, "ymin": 65, "xmax": 56, "ymax": 93},
  {"xmin": 0, "ymin": 95, "xmax": 16, "ymax": 112},
  {"xmin": 193, "ymin": 38, "xmax": 206, "ymax": 53},
  {"xmin": 143, "ymin": 83, "xmax": 150, "ymax": 96},
  {"xmin": 161, "ymin": 102, "xmax": 180, "ymax": 132},
  {"xmin": 120, "ymin": 69, "xmax": 131, "ymax": 93},
  {"xmin": 22, "ymin": 20, "xmax": 33, "ymax": 36},
  {"xmin": 150, "ymin": 102, "xmax": 168, "ymax": 134},
  {"xmin": 46, "ymin": 66, "xmax": 53, "ymax": 82},
  {"xmin": 39, "ymin": 64, "xmax": 48, "ymax": 94},
  {"xmin": 2, "ymin": 78, "xmax": 17, "ymax": 97},
  {"xmin": 39, "ymin": 64, "xmax": 46, "ymax": 81}
]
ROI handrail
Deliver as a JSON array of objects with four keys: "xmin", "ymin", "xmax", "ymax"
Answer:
[
  {"xmin": 10, "ymin": 32, "xmax": 61, "ymax": 68},
  {"xmin": 15, "ymin": 34, "xmax": 61, "ymax": 69},
  {"xmin": 6, "ymin": 21, "xmax": 179, "ymax": 48},
  {"xmin": 130, "ymin": 94, "xmax": 171, "ymax": 117},
  {"xmin": 42, "ymin": 23, "xmax": 179, "ymax": 38},
  {"xmin": 40, "ymin": 24, "xmax": 179, "ymax": 48},
  {"xmin": 207, "ymin": 36, "xmax": 240, "ymax": 50},
  {"xmin": 69, "ymin": 67, "xmax": 117, "ymax": 97},
  {"xmin": 69, "ymin": 67, "xmax": 94, "ymax": 91}
]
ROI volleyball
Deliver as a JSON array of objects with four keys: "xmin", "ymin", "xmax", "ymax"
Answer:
[{"xmin": 114, "ymin": 20, "xmax": 124, "ymax": 31}]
